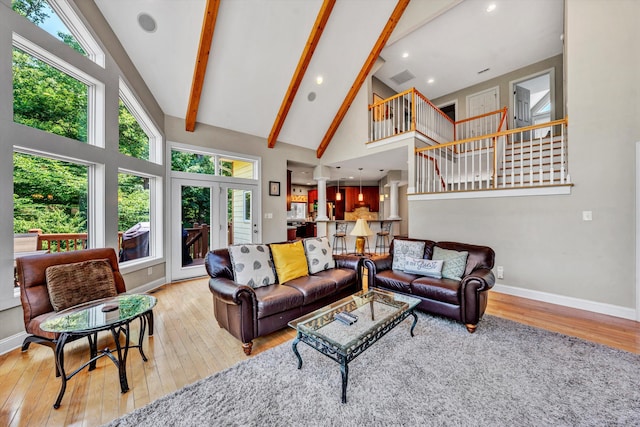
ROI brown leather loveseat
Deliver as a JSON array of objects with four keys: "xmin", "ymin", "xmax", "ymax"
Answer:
[
  {"xmin": 205, "ymin": 239, "xmax": 364, "ymax": 355},
  {"xmin": 364, "ymin": 238, "xmax": 495, "ymax": 333}
]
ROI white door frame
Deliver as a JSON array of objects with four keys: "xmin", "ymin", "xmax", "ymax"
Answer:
[
  {"xmin": 509, "ymin": 67, "xmax": 555, "ymax": 129},
  {"xmin": 170, "ymin": 178, "xmax": 222, "ymax": 281},
  {"xmin": 466, "ymin": 86, "xmax": 499, "ymax": 119}
]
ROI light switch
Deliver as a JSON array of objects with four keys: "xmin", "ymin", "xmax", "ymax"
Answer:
[{"xmin": 582, "ymin": 211, "xmax": 592, "ymax": 221}]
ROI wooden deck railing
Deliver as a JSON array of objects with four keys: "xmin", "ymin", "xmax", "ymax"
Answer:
[
  {"xmin": 414, "ymin": 118, "xmax": 569, "ymax": 193},
  {"xmin": 27, "ymin": 229, "xmax": 124, "ymax": 252}
]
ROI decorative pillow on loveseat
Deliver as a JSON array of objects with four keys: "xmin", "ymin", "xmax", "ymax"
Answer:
[
  {"xmin": 432, "ymin": 246, "xmax": 469, "ymax": 281},
  {"xmin": 303, "ymin": 237, "xmax": 335, "ymax": 274},
  {"xmin": 404, "ymin": 258, "xmax": 444, "ymax": 278},
  {"xmin": 229, "ymin": 244, "xmax": 276, "ymax": 289},
  {"xmin": 392, "ymin": 240, "xmax": 426, "ymax": 271},
  {"xmin": 270, "ymin": 240, "xmax": 309, "ymax": 283},
  {"xmin": 45, "ymin": 259, "xmax": 117, "ymax": 311}
]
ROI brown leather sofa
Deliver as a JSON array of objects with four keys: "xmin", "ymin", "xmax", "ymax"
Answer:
[
  {"xmin": 205, "ymin": 248, "xmax": 364, "ymax": 355},
  {"xmin": 364, "ymin": 238, "xmax": 495, "ymax": 333},
  {"xmin": 15, "ymin": 248, "xmax": 153, "ymax": 373}
]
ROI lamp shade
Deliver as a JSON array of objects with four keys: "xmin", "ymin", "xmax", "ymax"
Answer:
[{"xmin": 349, "ymin": 218, "xmax": 373, "ymax": 237}]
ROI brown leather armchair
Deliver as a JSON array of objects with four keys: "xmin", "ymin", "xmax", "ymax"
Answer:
[{"xmin": 15, "ymin": 248, "xmax": 153, "ymax": 374}]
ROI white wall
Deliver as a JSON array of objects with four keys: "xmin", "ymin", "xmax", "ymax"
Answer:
[{"xmin": 408, "ymin": 0, "xmax": 640, "ymax": 317}]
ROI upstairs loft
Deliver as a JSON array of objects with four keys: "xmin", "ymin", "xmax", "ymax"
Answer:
[{"xmin": 366, "ymin": 88, "xmax": 571, "ymax": 199}]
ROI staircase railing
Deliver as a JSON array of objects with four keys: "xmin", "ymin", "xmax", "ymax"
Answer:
[
  {"xmin": 414, "ymin": 118, "xmax": 569, "ymax": 193},
  {"xmin": 368, "ymin": 88, "xmax": 454, "ymax": 144}
]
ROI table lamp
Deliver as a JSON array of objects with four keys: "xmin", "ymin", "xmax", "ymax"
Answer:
[{"xmin": 350, "ymin": 218, "xmax": 373, "ymax": 255}]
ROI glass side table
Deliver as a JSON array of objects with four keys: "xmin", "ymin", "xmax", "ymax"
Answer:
[{"xmin": 41, "ymin": 294, "xmax": 156, "ymax": 409}]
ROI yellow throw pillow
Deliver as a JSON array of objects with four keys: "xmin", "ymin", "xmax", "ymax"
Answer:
[{"xmin": 270, "ymin": 241, "xmax": 309, "ymax": 284}]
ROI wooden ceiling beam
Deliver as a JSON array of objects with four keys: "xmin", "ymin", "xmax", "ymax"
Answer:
[
  {"xmin": 185, "ymin": 0, "xmax": 221, "ymax": 132},
  {"xmin": 268, "ymin": 0, "xmax": 336, "ymax": 148},
  {"xmin": 316, "ymin": 0, "xmax": 410, "ymax": 158}
]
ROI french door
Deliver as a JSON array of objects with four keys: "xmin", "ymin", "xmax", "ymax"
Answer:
[{"xmin": 170, "ymin": 178, "xmax": 259, "ymax": 281}]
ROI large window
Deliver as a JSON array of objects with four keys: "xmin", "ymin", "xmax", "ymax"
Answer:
[
  {"xmin": 12, "ymin": 46, "xmax": 89, "ymax": 142},
  {"xmin": 3, "ymin": 1, "xmax": 163, "ymax": 308},
  {"xmin": 12, "ymin": 0, "xmax": 105, "ymax": 66},
  {"xmin": 118, "ymin": 173, "xmax": 151, "ymax": 262},
  {"xmin": 13, "ymin": 152, "xmax": 89, "ymax": 249}
]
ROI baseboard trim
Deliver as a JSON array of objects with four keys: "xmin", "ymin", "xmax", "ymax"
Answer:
[
  {"xmin": 0, "ymin": 332, "xmax": 27, "ymax": 356},
  {"xmin": 127, "ymin": 277, "xmax": 166, "ymax": 295},
  {"xmin": 493, "ymin": 284, "xmax": 637, "ymax": 320}
]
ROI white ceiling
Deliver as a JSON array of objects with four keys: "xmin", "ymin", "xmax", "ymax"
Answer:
[{"xmin": 94, "ymin": 0, "xmax": 564, "ymax": 184}]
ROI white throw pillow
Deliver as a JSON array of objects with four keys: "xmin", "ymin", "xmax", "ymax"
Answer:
[
  {"xmin": 392, "ymin": 240, "xmax": 426, "ymax": 271},
  {"xmin": 228, "ymin": 244, "xmax": 276, "ymax": 288},
  {"xmin": 403, "ymin": 258, "xmax": 444, "ymax": 279},
  {"xmin": 303, "ymin": 237, "xmax": 336, "ymax": 274}
]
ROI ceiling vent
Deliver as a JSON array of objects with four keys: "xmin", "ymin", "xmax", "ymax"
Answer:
[{"xmin": 390, "ymin": 69, "xmax": 415, "ymax": 85}]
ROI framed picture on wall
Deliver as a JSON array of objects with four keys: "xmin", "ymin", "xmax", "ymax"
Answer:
[{"xmin": 269, "ymin": 181, "xmax": 280, "ymax": 196}]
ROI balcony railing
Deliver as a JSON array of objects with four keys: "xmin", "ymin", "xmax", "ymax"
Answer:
[
  {"xmin": 368, "ymin": 88, "xmax": 507, "ymax": 147},
  {"xmin": 414, "ymin": 118, "xmax": 570, "ymax": 193}
]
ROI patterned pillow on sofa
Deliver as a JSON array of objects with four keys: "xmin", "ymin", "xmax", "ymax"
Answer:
[
  {"xmin": 303, "ymin": 237, "xmax": 335, "ymax": 274},
  {"xmin": 392, "ymin": 240, "xmax": 426, "ymax": 271},
  {"xmin": 228, "ymin": 244, "xmax": 276, "ymax": 289},
  {"xmin": 432, "ymin": 246, "xmax": 469, "ymax": 281}
]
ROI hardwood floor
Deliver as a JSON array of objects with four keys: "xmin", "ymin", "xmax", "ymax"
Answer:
[{"xmin": 1, "ymin": 278, "xmax": 638, "ymax": 426}]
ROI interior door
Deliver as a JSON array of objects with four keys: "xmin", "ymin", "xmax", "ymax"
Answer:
[
  {"xmin": 467, "ymin": 87, "xmax": 498, "ymax": 138},
  {"xmin": 514, "ymin": 85, "xmax": 532, "ymax": 141},
  {"xmin": 171, "ymin": 179, "xmax": 220, "ymax": 281}
]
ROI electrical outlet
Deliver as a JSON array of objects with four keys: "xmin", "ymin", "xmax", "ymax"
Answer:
[
  {"xmin": 147, "ymin": 267, "xmax": 153, "ymax": 276},
  {"xmin": 496, "ymin": 266, "xmax": 504, "ymax": 279},
  {"xmin": 582, "ymin": 211, "xmax": 592, "ymax": 221}
]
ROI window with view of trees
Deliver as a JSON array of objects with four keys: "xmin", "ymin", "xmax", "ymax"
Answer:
[
  {"xmin": 13, "ymin": 152, "xmax": 88, "ymax": 248},
  {"xmin": 119, "ymin": 99, "xmax": 149, "ymax": 160},
  {"xmin": 8, "ymin": 0, "xmax": 162, "ymax": 269},
  {"xmin": 12, "ymin": 46, "xmax": 89, "ymax": 142},
  {"xmin": 118, "ymin": 173, "xmax": 151, "ymax": 262}
]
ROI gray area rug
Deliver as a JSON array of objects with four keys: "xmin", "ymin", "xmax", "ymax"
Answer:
[{"xmin": 107, "ymin": 313, "xmax": 640, "ymax": 426}]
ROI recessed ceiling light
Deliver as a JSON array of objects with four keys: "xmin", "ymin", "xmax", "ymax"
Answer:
[
  {"xmin": 427, "ymin": 78, "xmax": 435, "ymax": 84},
  {"xmin": 402, "ymin": 52, "xmax": 409, "ymax": 58},
  {"xmin": 137, "ymin": 13, "xmax": 157, "ymax": 33},
  {"xmin": 316, "ymin": 75, "xmax": 323, "ymax": 85},
  {"xmin": 486, "ymin": 3, "xmax": 496, "ymax": 13}
]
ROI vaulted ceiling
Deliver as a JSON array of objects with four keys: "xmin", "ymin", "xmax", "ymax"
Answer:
[{"xmin": 94, "ymin": 0, "xmax": 563, "ymax": 182}]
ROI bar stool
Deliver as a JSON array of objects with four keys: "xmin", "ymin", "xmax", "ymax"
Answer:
[
  {"xmin": 375, "ymin": 221, "xmax": 392, "ymax": 255},
  {"xmin": 332, "ymin": 222, "xmax": 348, "ymax": 254}
]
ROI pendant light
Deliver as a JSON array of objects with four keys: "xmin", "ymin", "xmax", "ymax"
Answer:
[
  {"xmin": 358, "ymin": 168, "xmax": 364, "ymax": 202},
  {"xmin": 336, "ymin": 178, "xmax": 342, "ymax": 201}
]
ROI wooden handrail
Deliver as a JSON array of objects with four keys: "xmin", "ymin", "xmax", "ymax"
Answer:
[
  {"xmin": 454, "ymin": 107, "xmax": 506, "ymax": 125},
  {"xmin": 416, "ymin": 117, "xmax": 568, "ymax": 154},
  {"xmin": 413, "ymin": 89, "xmax": 455, "ymax": 125},
  {"xmin": 367, "ymin": 87, "xmax": 414, "ymax": 109}
]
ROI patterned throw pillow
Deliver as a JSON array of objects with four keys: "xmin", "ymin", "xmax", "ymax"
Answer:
[
  {"xmin": 403, "ymin": 258, "xmax": 444, "ymax": 278},
  {"xmin": 392, "ymin": 240, "xmax": 426, "ymax": 271},
  {"xmin": 432, "ymin": 247, "xmax": 469, "ymax": 281},
  {"xmin": 270, "ymin": 241, "xmax": 309, "ymax": 283},
  {"xmin": 303, "ymin": 237, "xmax": 336, "ymax": 274},
  {"xmin": 228, "ymin": 244, "xmax": 276, "ymax": 289},
  {"xmin": 46, "ymin": 259, "xmax": 118, "ymax": 311}
]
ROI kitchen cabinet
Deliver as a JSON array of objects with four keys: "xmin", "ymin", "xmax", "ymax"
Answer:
[
  {"xmin": 286, "ymin": 170, "xmax": 292, "ymax": 211},
  {"xmin": 308, "ymin": 189, "xmax": 317, "ymax": 213},
  {"xmin": 344, "ymin": 186, "xmax": 379, "ymax": 212}
]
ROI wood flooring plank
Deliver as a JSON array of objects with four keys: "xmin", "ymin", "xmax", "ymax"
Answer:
[{"xmin": 1, "ymin": 277, "xmax": 637, "ymax": 427}]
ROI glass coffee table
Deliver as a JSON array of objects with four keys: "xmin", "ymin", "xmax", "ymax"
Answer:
[
  {"xmin": 288, "ymin": 288, "xmax": 420, "ymax": 403},
  {"xmin": 41, "ymin": 294, "xmax": 156, "ymax": 408}
]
